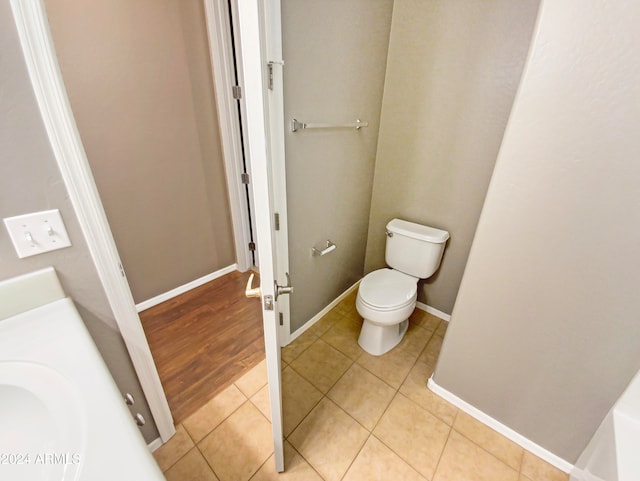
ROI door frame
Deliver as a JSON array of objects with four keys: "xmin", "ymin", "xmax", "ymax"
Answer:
[
  {"xmin": 203, "ymin": 0, "xmax": 255, "ymax": 273},
  {"xmin": 10, "ymin": 0, "xmax": 288, "ymax": 448},
  {"xmin": 9, "ymin": 0, "xmax": 176, "ymax": 442}
]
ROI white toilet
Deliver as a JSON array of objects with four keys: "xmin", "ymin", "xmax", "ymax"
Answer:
[{"xmin": 356, "ymin": 218, "xmax": 449, "ymax": 356}]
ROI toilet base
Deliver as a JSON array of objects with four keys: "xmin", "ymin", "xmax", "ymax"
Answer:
[{"xmin": 358, "ymin": 319, "xmax": 409, "ymax": 356}]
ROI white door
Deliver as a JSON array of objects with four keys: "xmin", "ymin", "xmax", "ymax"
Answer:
[{"xmin": 236, "ymin": 0, "xmax": 288, "ymax": 472}]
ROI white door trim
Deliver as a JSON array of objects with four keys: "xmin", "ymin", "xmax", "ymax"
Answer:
[
  {"xmin": 9, "ymin": 0, "xmax": 175, "ymax": 442},
  {"xmin": 203, "ymin": 0, "xmax": 253, "ymax": 272}
]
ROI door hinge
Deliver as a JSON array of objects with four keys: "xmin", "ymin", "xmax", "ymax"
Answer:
[
  {"xmin": 232, "ymin": 85, "xmax": 242, "ymax": 99},
  {"xmin": 241, "ymin": 172, "xmax": 250, "ymax": 184},
  {"xmin": 274, "ymin": 212, "xmax": 280, "ymax": 231},
  {"xmin": 118, "ymin": 263, "xmax": 125, "ymax": 278},
  {"xmin": 279, "ymin": 312, "xmax": 284, "ymax": 326},
  {"xmin": 248, "ymin": 241, "xmax": 256, "ymax": 251},
  {"xmin": 267, "ymin": 60, "xmax": 284, "ymax": 90}
]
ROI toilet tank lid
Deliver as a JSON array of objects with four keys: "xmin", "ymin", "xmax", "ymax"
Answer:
[{"xmin": 387, "ymin": 219, "xmax": 450, "ymax": 243}]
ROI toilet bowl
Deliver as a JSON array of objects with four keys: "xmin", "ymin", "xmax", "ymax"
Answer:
[
  {"xmin": 356, "ymin": 219, "xmax": 449, "ymax": 356},
  {"xmin": 356, "ymin": 269, "xmax": 417, "ymax": 355}
]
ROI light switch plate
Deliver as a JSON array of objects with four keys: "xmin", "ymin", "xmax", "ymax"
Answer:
[{"xmin": 3, "ymin": 209, "xmax": 72, "ymax": 258}]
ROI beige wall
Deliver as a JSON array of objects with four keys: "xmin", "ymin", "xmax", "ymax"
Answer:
[
  {"xmin": 45, "ymin": 0, "xmax": 236, "ymax": 303},
  {"xmin": 365, "ymin": 0, "xmax": 539, "ymax": 314},
  {"xmin": 434, "ymin": 0, "xmax": 640, "ymax": 463},
  {"xmin": 0, "ymin": 2, "xmax": 157, "ymax": 443},
  {"xmin": 282, "ymin": 0, "xmax": 394, "ymax": 331}
]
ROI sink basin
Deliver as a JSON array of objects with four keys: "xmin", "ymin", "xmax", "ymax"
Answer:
[
  {"xmin": 0, "ymin": 268, "xmax": 164, "ymax": 480},
  {"xmin": 0, "ymin": 362, "xmax": 84, "ymax": 481}
]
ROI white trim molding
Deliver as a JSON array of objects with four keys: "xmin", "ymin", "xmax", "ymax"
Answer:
[
  {"xmin": 288, "ymin": 284, "xmax": 451, "ymax": 345},
  {"xmin": 288, "ymin": 281, "xmax": 360, "ymax": 344},
  {"xmin": 10, "ymin": 0, "xmax": 175, "ymax": 442},
  {"xmin": 136, "ymin": 264, "xmax": 237, "ymax": 312},
  {"xmin": 203, "ymin": 0, "xmax": 253, "ymax": 272},
  {"xmin": 415, "ymin": 301, "xmax": 451, "ymax": 322},
  {"xmin": 427, "ymin": 377, "xmax": 574, "ymax": 474},
  {"xmin": 147, "ymin": 437, "xmax": 163, "ymax": 453}
]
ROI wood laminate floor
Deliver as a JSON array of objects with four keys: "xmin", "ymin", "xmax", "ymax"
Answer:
[{"xmin": 140, "ymin": 270, "xmax": 265, "ymax": 424}]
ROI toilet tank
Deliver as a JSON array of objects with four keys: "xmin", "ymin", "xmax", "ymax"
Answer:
[{"xmin": 385, "ymin": 219, "xmax": 450, "ymax": 278}]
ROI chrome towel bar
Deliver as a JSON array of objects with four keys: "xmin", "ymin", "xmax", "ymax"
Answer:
[{"xmin": 291, "ymin": 118, "xmax": 368, "ymax": 132}]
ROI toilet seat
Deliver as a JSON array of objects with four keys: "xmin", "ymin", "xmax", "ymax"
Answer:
[{"xmin": 358, "ymin": 269, "xmax": 417, "ymax": 311}]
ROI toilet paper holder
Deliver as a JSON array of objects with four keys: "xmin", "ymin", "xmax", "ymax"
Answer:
[{"xmin": 312, "ymin": 240, "xmax": 337, "ymax": 257}]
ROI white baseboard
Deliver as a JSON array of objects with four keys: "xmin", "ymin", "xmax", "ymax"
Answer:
[
  {"xmin": 289, "ymin": 280, "xmax": 361, "ymax": 343},
  {"xmin": 136, "ymin": 264, "xmax": 238, "ymax": 312},
  {"xmin": 289, "ymin": 284, "xmax": 451, "ymax": 343},
  {"xmin": 415, "ymin": 301, "xmax": 451, "ymax": 322},
  {"xmin": 147, "ymin": 436, "xmax": 163, "ymax": 452},
  {"xmin": 427, "ymin": 377, "xmax": 573, "ymax": 474}
]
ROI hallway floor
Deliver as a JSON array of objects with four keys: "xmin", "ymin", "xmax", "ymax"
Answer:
[
  {"xmin": 152, "ymin": 292, "xmax": 569, "ymax": 481},
  {"xmin": 141, "ymin": 270, "xmax": 265, "ymax": 423}
]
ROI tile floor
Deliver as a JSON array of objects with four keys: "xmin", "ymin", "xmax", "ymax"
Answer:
[{"xmin": 153, "ymin": 291, "xmax": 570, "ymax": 481}]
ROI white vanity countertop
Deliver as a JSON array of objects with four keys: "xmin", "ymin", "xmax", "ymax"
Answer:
[{"xmin": 0, "ymin": 297, "xmax": 166, "ymax": 481}]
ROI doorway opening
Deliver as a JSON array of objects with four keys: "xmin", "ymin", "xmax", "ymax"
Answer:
[
  {"xmin": 140, "ymin": 271, "xmax": 263, "ymax": 423},
  {"xmin": 42, "ymin": 0, "xmax": 264, "ymax": 423},
  {"xmin": 226, "ymin": 0, "xmax": 258, "ymax": 268}
]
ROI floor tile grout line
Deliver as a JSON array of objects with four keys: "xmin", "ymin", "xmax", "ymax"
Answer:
[
  {"xmin": 430, "ymin": 416, "xmax": 455, "ymax": 481},
  {"xmin": 366, "ymin": 379, "xmax": 400, "ymax": 435},
  {"xmin": 517, "ymin": 443, "xmax": 526, "ymax": 476},
  {"xmin": 283, "ymin": 387, "xmax": 325, "ymax": 441},
  {"xmin": 287, "ymin": 339, "xmax": 356, "ymax": 395},
  {"xmin": 287, "ymin": 395, "xmax": 371, "ymax": 481},
  {"xmin": 436, "ymin": 402, "xmax": 531, "ymax": 478},
  {"xmin": 281, "ymin": 324, "xmax": 329, "ymax": 365},
  {"xmin": 157, "ymin": 426, "xmax": 196, "ymax": 474},
  {"xmin": 370, "ymin": 428, "xmax": 435, "ymax": 480},
  {"xmin": 196, "ymin": 441, "xmax": 224, "ymax": 481},
  {"xmin": 285, "ymin": 436, "xmax": 332, "ymax": 481},
  {"xmin": 323, "ymin": 395, "xmax": 374, "ymax": 435},
  {"xmin": 371, "ymin": 388, "xmax": 458, "ymax": 477},
  {"xmin": 338, "ymin": 432, "xmax": 374, "ymax": 481},
  {"xmin": 448, "ymin": 403, "xmax": 535, "ymax": 476},
  {"xmin": 249, "ymin": 394, "xmax": 272, "ymax": 424},
  {"xmin": 247, "ymin": 457, "xmax": 270, "ymax": 481},
  {"xmin": 284, "ymin": 305, "xmax": 356, "ymax": 363},
  {"xmin": 352, "ymin": 357, "xmax": 402, "ymax": 391},
  {"xmin": 194, "ymin": 398, "xmax": 273, "ymax": 481},
  {"xmin": 291, "ymin": 387, "xmax": 376, "ymax": 443},
  {"xmin": 233, "ymin": 360, "xmax": 269, "ymax": 398},
  {"xmin": 450, "ymin": 423, "xmax": 524, "ymax": 475},
  {"xmin": 244, "ymin": 449, "xmax": 275, "ymax": 481},
  {"xmin": 185, "ymin": 392, "xmax": 249, "ymax": 444}
]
